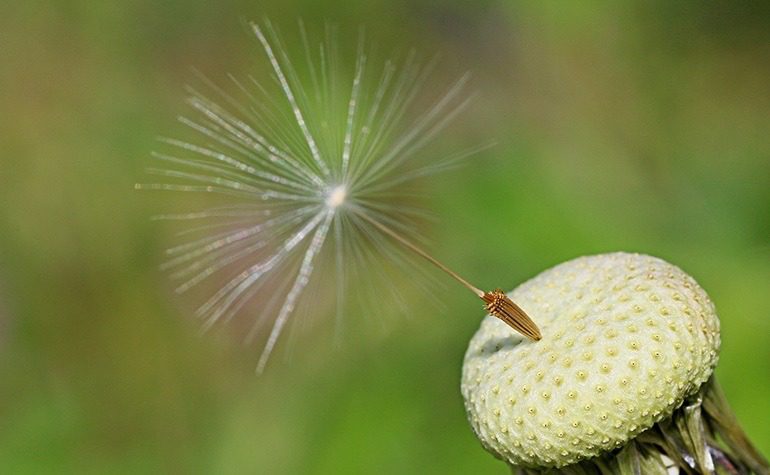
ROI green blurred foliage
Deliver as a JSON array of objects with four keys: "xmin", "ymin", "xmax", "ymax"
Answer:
[{"xmin": 1, "ymin": 1, "xmax": 768, "ymax": 473}]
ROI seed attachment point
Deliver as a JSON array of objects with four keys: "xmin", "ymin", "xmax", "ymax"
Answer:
[{"xmin": 325, "ymin": 185, "xmax": 347, "ymax": 209}]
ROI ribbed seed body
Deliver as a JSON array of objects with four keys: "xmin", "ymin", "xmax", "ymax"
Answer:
[{"xmin": 461, "ymin": 253, "xmax": 720, "ymax": 468}]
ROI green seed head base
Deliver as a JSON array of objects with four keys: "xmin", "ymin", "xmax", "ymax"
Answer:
[
  {"xmin": 462, "ymin": 253, "xmax": 768, "ymax": 473},
  {"xmin": 510, "ymin": 379, "xmax": 769, "ymax": 474}
]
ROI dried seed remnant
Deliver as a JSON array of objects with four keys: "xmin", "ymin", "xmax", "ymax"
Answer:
[{"xmin": 482, "ymin": 289, "xmax": 542, "ymax": 341}]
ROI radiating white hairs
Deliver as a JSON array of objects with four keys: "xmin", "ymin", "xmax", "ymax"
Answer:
[{"xmin": 139, "ymin": 20, "xmax": 481, "ymax": 372}]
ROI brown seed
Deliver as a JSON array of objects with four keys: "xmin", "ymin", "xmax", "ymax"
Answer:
[{"xmin": 482, "ymin": 289, "xmax": 542, "ymax": 341}]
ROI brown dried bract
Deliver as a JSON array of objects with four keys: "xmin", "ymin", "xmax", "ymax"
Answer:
[{"xmin": 482, "ymin": 289, "xmax": 542, "ymax": 341}]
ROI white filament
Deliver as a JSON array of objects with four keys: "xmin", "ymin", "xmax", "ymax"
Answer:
[{"xmin": 141, "ymin": 21, "xmax": 473, "ymax": 372}]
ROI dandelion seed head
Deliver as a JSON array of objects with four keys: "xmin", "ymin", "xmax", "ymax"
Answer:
[{"xmin": 139, "ymin": 20, "xmax": 481, "ymax": 373}]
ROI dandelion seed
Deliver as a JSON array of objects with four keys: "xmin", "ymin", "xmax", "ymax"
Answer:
[{"xmin": 138, "ymin": 20, "xmax": 540, "ymax": 373}]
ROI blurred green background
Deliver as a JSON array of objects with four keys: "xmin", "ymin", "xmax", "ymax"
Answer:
[{"xmin": 1, "ymin": 1, "xmax": 769, "ymax": 473}]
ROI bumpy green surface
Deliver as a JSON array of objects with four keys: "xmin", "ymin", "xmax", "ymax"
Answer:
[{"xmin": 461, "ymin": 253, "xmax": 721, "ymax": 468}]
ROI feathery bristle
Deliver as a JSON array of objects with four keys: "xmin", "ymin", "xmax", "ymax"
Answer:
[
  {"xmin": 140, "ymin": 20, "xmax": 480, "ymax": 373},
  {"xmin": 482, "ymin": 289, "xmax": 542, "ymax": 341}
]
